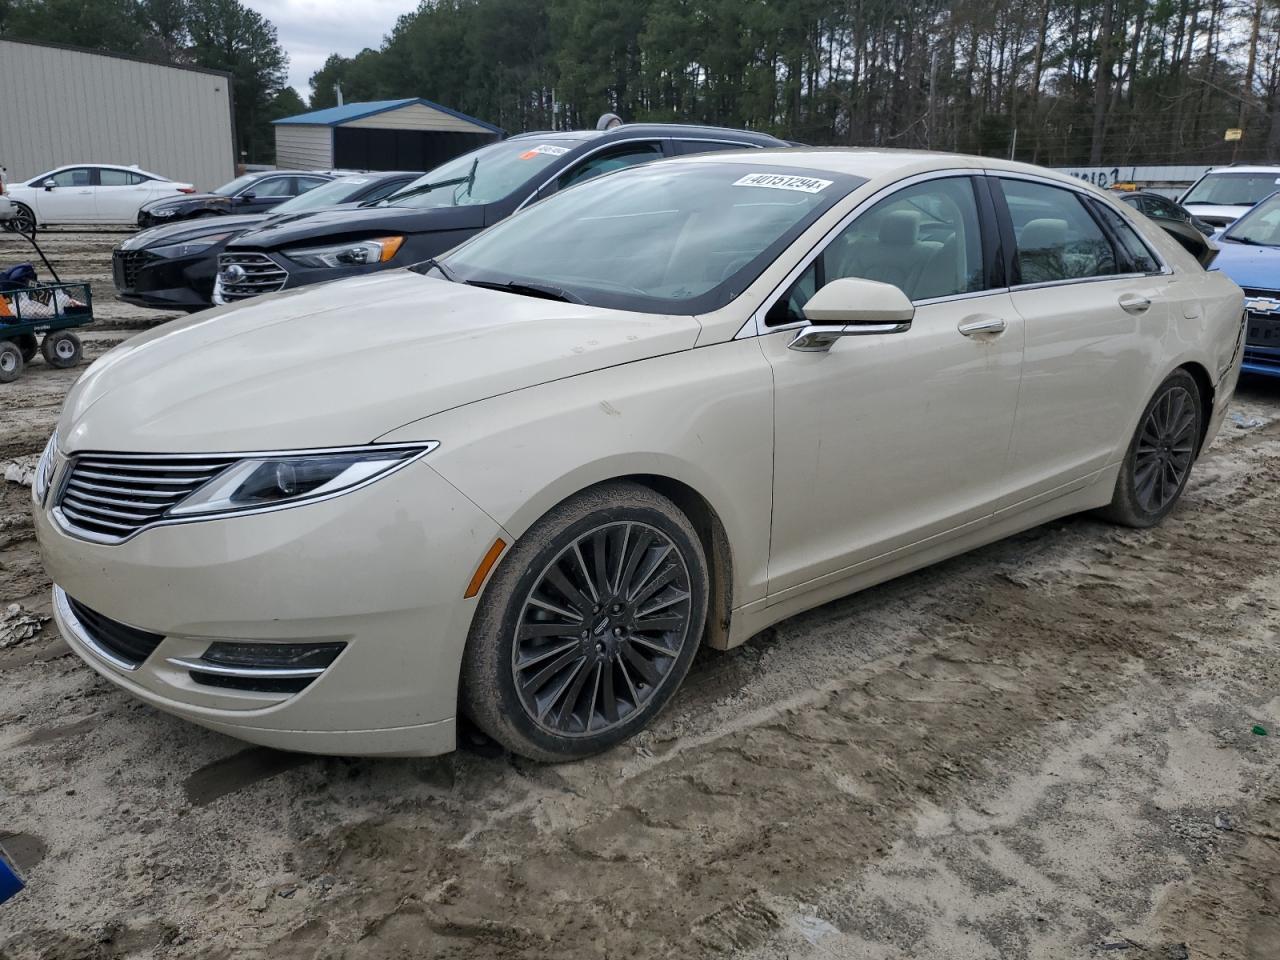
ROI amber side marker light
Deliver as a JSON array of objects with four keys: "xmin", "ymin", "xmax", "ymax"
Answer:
[{"xmin": 465, "ymin": 538, "xmax": 507, "ymax": 598}]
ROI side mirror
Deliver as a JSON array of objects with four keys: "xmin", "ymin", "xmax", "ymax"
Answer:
[
  {"xmin": 789, "ymin": 277, "xmax": 914, "ymax": 352},
  {"xmin": 42, "ymin": 179, "xmax": 56, "ymax": 190},
  {"xmin": 238, "ymin": 192, "xmax": 255, "ymax": 201}
]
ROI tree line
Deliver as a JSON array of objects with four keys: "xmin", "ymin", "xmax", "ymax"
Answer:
[
  {"xmin": 0, "ymin": 0, "xmax": 302, "ymax": 161},
  {"xmin": 312, "ymin": 0, "xmax": 1280, "ymax": 166}
]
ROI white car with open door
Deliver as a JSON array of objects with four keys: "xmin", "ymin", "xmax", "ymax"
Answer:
[
  {"xmin": 34, "ymin": 150, "xmax": 1244, "ymax": 761},
  {"xmin": 3, "ymin": 164, "xmax": 194, "ymax": 232}
]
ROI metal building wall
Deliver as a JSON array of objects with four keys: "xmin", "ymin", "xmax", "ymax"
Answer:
[
  {"xmin": 275, "ymin": 125, "xmax": 335, "ymax": 170},
  {"xmin": 0, "ymin": 40, "xmax": 235, "ymax": 190}
]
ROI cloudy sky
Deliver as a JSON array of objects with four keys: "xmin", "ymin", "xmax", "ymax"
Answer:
[{"xmin": 244, "ymin": 0, "xmax": 411, "ymax": 100}]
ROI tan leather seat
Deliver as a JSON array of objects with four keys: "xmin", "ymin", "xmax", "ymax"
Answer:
[
  {"xmin": 1016, "ymin": 218, "xmax": 1069, "ymax": 284},
  {"xmin": 831, "ymin": 210, "xmax": 943, "ymax": 299}
]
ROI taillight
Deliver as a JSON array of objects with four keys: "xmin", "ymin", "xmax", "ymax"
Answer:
[{"xmin": 178, "ymin": 186, "xmax": 197, "ymax": 194}]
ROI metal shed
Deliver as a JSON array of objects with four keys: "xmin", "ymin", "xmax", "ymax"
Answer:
[
  {"xmin": 0, "ymin": 38, "xmax": 235, "ymax": 190},
  {"xmin": 274, "ymin": 99, "xmax": 503, "ymax": 172}
]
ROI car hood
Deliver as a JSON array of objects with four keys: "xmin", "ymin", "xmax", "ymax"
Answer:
[
  {"xmin": 124, "ymin": 214, "xmax": 267, "ymax": 250},
  {"xmin": 57, "ymin": 270, "xmax": 701, "ymax": 453},
  {"xmin": 1182, "ymin": 202, "xmax": 1252, "ymax": 224},
  {"xmin": 227, "ymin": 205, "xmax": 485, "ymax": 250},
  {"xmin": 142, "ymin": 193, "xmax": 229, "ymax": 212},
  {"xmin": 1208, "ymin": 238, "xmax": 1280, "ymax": 290}
]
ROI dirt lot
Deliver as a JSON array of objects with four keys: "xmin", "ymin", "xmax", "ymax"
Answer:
[{"xmin": 1, "ymin": 228, "xmax": 1278, "ymax": 960}]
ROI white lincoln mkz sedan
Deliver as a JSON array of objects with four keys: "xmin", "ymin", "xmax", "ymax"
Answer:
[{"xmin": 34, "ymin": 150, "xmax": 1245, "ymax": 761}]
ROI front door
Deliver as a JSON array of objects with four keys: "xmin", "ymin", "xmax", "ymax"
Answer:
[
  {"xmin": 763, "ymin": 174, "xmax": 1024, "ymax": 599},
  {"xmin": 39, "ymin": 167, "xmax": 97, "ymax": 222}
]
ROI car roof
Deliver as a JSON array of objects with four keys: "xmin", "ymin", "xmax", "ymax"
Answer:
[
  {"xmin": 1203, "ymin": 165, "xmax": 1280, "ymax": 174},
  {"xmin": 49, "ymin": 162, "xmax": 170, "ymax": 180},
  {"xmin": 669, "ymin": 147, "xmax": 1098, "ymax": 189},
  {"xmin": 507, "ymin": 124, "xmax": 784, "ymax": 146}
]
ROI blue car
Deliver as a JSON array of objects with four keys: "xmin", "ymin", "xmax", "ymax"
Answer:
[{"xmin": 1211, "ymin": 190, "xmax": 1280, "ymax": 377}]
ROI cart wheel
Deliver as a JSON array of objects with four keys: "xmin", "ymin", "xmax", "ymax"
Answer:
[
  {"xmin": 41, "ymin": 331, "xmax": 82, "ymax": 368},
  {"xmin": 0, "ymin": 340, "xmax": 23, "ymax": 383},
  {"xmin": 17, "ymin": 334, "xmax": 38, "ymax": 363}
]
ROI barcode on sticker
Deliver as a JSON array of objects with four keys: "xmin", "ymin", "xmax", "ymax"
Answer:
[{"xmin": 733, "ymin": 173, "xmax": 833, "ymax": 194}]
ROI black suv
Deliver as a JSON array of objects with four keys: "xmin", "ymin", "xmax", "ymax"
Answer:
[
  {"xmin": 137, "ymin": 170, "xmax": 334, "ymax": 227},
  {"xmin": 213, "ymin": 124, "xmax": 785, "ymax": 304}
]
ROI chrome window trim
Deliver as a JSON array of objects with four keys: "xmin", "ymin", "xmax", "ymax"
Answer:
[
  {"xmin": 515, "ymin": 137, "xmax": 764, "ymax": 212},
  {"xmin": 53, "ymin": 584, "xmax": 144, "ymax": 672},
  {"xmin": 982, "ymin": 169, "xmax": 1173, "ymax": 283},
  {"xmin": 50, "ymin": 441, "xmax": 438, "ymax": 546},
  {"xmin": 735, "ymin": 167, "xmax": 996, "ymax": 339},
  {"xmin": 164, "ymin": 657, "xmax": 326, "ymax": 679}
]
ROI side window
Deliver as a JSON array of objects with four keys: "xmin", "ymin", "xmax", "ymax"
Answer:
[
  {"xmin": 295, "ymin": 176, "xmax": 328, "ymax": 195},
  {"xmin": 999, "ymin": 179, "xmax": 1117, "ymax": 285},
  {"xmin": 1149, "ymin": 196, "xmax": 1183, "ymax": 221},
  {"xmin": 250, "ymin": 177, "xmax": 295, "ymax": 198},
  {"xmin": 673, "ymin": 139, "xmax": 753, "ymax": 157},
  {"xmin": 766, "ymin": 176, "xmax": 988, "ymax": 326},
  {"xmin": 1092, "ymin": 202, "xmax": 1160, "ymax": 274},
  {"xmin": 51, "ymin": 168, "xmax": 93, "ymax": 187},
  {"xmin": 557, "ymin": 142, "xmax": 663, "ymax": 191},
  {"xmin": 99, "ymin": 169, "xmax": 143, "ymax": 186}
]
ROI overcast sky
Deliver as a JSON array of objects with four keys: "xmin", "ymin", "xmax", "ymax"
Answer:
[{"xmin": 243, "ymin": 0, "xmax": 411, "ymax": 101}]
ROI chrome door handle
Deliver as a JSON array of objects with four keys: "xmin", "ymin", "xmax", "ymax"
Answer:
[
  {"xmin": 958, "ymin": 316, "xmax": 1007, "ymax": 337},
  {"xmin": 1119, "ymin": 294, "xmax": 1151, "ymax": 314}
]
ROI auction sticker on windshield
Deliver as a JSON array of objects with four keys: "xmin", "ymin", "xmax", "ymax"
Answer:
[
  {"xmin": 521, "ymin": 145, "xmax": 570, "ymax": 159},
  {"xmin": 733, "ymin": 173, "xmax": 833, "ymax": 194}
]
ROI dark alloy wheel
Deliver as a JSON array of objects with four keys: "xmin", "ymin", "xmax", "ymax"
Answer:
[
  {"xmin": 3, "ymin": 203, "xmax": 36, "ymax": 235},
  {"xmin": 462, "ymin": 481, "xmax": 708, "ymax": 762},
  {"xmin": 514, "ymin": 520, "xmax": 694, "ymax": 738},
  {"xmin": 1101, "ymin": 369, "xmax": 1203, "ymax": 528}
]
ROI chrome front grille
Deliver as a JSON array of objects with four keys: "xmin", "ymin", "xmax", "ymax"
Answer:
[
  {"xmin": 216, "ymin": 252, "xmax": 288, "ymax": 302},
  {"xmin": 56, "ymin": 453, "xmax": 238, "ymax": 542}
]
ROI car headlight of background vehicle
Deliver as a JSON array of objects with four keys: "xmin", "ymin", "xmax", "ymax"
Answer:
[
  {"xmin": 150, "ymin": 233, "xmax": 237, "ymax": 259},
  {"xmin": 166, "ymin": 443, "xmax": 436, "ymax": 518},
  {"xmin": 150, "ymin": 208, "xmax": 177, "ymax": 218},
  {"xmin": 33, "ymin": 431, "xmax": 58, "ymax": 505},
  {"xmin": 283, "ymin": 236, "xmax": 404, "ymax": 269}
]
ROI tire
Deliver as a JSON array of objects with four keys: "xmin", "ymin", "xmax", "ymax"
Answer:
[
  {"xmin": 460, "ymin": 481, "xmax": 709, "ymax": 762},
  {"xmin": 3, "ymin": 203, "xmax": 36, "ymax": 235},
  {"xmin": 41, "ymin": 331, "xmax": 82, "ymax": 368},
  {"xmin": 16, "ymin": 334, "xmax": 37, "ymax": 363},
  {"xmin": 1099, "ymin": 369, "xmax": 1202, "ymax": 528},
  {"xmin": 0, "ymin": 340, "xmax": 23, "ymax": 383}
]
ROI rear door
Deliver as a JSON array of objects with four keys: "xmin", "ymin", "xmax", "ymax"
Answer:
[
  {"xmin": 991, "ymin": 175, "xmax": 1171, "ymax": 509},
  {"xmin": 763, "ymin": 173, "xmax": 1025, "ymax": 599},
  {"xmin": 95, "ymin": 169, "xmax": 154, "ymax": 221}
]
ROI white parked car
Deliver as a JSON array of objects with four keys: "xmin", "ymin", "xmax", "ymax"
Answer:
[
  {"xmin": 34, "ymin": 150, "xmax": 1244, "ymax": 761},
  {"xmin": 3, "ymin": 164, "xmax": 194, "ymax": 232},
  {"xmin": 1178, "ymin": 164, "xmax": 1280, "ymax": 229}
]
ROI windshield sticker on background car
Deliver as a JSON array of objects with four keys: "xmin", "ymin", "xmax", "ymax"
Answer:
[
  {"xmin": 520, "ymin": 145, "xmax": 571, "ymax": 159},
  {"xmin": 733, "ymin": 173, "xmax": 834, "ymax": 194}
]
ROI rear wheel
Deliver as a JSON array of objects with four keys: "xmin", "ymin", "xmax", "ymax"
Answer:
[
  {"xmin": 41, "ymin": 331, "xmax": 82, "ymax": 368},
  {"xmin": 461, "ymin": 481, "xmax": 709, "ymax": 762},
  {"xmin": 1100, "ymin": 369, "xmax": 1202, "ymax": 527},
  {"xmin": 0, "ymin": 340, "xmax": 23, "ymax": 382}
]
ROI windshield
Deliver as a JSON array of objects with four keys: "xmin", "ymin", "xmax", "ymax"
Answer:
[
  {"xmin": 387, "ymin": 138, "xmax": 586, "ymax": 209},
  {"xmin": 274, "ymin": 177, "xmax": 368, "ymax": 213},
  {"xmin": 1183, "ymin": 172, "xmax": 1280, "ymax": 207},
  {"xmin": 213, "ymin": 174, "xmax": 262, "ymax": 197},
  {"xmin": 438, "ymin": 162, "xmax": 859, "ymax": 314},
  {"xmin": 1223, "ymin": 191, "xmax": 1280, "ymax": 246}
]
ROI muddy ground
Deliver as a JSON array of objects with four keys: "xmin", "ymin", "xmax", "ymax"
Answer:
[{"xmin": 1, "ymin": 228, "xmax": 1278, "ymax": 960}]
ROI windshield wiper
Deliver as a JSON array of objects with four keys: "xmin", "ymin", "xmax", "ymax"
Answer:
[
  {"xmin": 380, "ymin": 163, "xmax": 477, "ymax": 206},
  {"xmin": 464, "ymin": 279, "xmax": 584, "ymax": 304}
]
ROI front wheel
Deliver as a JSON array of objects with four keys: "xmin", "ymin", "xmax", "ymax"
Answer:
[
  {"xmin": 461, "ymin": 481, "xmax": 709, "ymax": 762},
  {"xmin": 3, "ymin": 203, "xmax": 36, "ymax": 235},
  {"xmin": 1100, "ymin": 369, "xmax": 1202, "ymax": 528},
  {"xmin": 0, "ymin": 340, "xmax": 24, "ymax": 382}
]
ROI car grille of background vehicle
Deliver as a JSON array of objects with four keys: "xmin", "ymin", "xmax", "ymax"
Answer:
[
  {"xmin": 56, "ymin": 454, "xmax": 239, "ymax": 541},
  {"xmin": 64, "ymin": 595, "xmax": 165, "ymax": 667},
  {"xmin": 112, "ymin": 249, "xmax": 150, "ymax": 290},
  {"xmin": 216, "ymin": 252, "xmax": 287, "ymax": 301}
]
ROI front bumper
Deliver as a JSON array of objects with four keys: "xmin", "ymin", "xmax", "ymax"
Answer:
[
  {"xmin": 113, "ymin": 248, "xmax": 217, "ymax": 310},
  {"xmin": 35, "ymin": 459, "xmax": 505, "ymax": 756}
]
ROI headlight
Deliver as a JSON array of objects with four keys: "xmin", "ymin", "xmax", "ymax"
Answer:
[
  {"xmin": 167, "ymin": 443, "xmax": 436, "ymax": 518},
  {"xmin": 33, "ymin": 431, "xmax": 58, "ymax": 505},
  {"xmin": 150, "ymin": 233, "xmax": 236, "ymax": 259},
  {"xmin": 150, "ymin": 208, "xmax": 176, "ymax": 218},
  {"xmin": 283, "ymin": 236, "xmax": 404, "ymax": 269}
]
